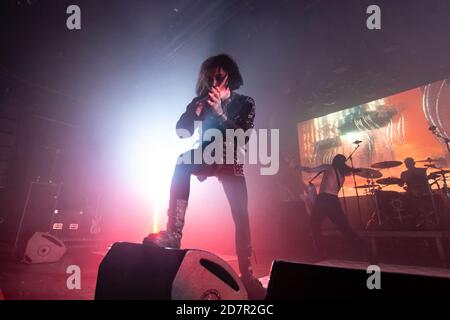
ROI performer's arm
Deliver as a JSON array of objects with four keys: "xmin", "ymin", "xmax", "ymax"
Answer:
[
  {"xmin": 205, "ymin": 77, "xmax": 255, "ymax": 131},
  {"xmin": 175, "ymin": 98, "xmax": 203, "ymax": 137},
  {"xmin": 398, "ymin": 172, "xmax": 406, "ymax": 187},
  {"xmin": 298, "ymin": 164, "xmax": 329, "ymax": 173},
  {"xmin": 218, "ymin": 96, "xmax": 255, "ymax": 131}
]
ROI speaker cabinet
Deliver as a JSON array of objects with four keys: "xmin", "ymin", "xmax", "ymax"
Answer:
[
  {"xmin": 266, "ymin": 260, "xmax": 450, "ymax": 299},
  {"xmin": 95, "ymin": 242, "xmax": 248, "ymax": 300},
  {"xmin": 23, "ymin": 232, "xmax": 67, "ymax": 264}
]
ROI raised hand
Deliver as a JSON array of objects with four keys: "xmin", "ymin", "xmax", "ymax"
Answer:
[{"xmin": 207, "ymin": 86, "xmax": 223, "ymax": 115}]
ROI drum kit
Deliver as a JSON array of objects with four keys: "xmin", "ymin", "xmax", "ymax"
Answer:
[
  {"xmin": 352, "ymin": 161, "xmax": 401, "ymax": 193},
  {"xmin": 353, "ymin": 158, "xmax": 449, "ymax": 230}
]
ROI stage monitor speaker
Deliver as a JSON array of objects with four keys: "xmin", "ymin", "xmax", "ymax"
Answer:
[
  {"xmin": 95, "ymin": 242, "xmax": 248, "ymax": 300},
  {"xmin": 266, "ymin": 260, "xmax": 450, "ymax": 299},
  {"xmin": 23, "ymin": 232, "xmax": 67, "ymax": 264}
]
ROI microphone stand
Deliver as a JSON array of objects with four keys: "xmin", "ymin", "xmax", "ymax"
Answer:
[{"xmin": 347, "ymin": 143, "xmax": 363, "ymax": 228}]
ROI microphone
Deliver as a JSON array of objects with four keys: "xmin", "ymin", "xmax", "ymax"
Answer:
[
  {"xmin": 197, "ymin": 86, "xmax": 217, "ymax": 106},
  {"xmin": 353, "ymin": 140, "xmax": 363, "ymax": 145}
]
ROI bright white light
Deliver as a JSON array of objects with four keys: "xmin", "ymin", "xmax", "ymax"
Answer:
[
  {"xmin": 121, "ymin": 124, "xmax": 198, "ymax": 233},
  {"xmin": 342, "ymin": 131, "xmax": 364, "ymax": 144}
]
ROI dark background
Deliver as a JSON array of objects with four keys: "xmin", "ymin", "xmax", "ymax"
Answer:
[{"xmin": 0, "ymin": 0, "xmax": 449, "ymax": 246}]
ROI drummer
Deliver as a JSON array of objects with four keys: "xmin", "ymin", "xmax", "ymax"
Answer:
[{"xmin": 398, "ymin": 157, "xmax": 430, "ymax": 196}]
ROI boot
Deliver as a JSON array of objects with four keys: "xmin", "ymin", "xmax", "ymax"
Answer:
[
  {"xmin": 143, "ymin": 199, "xmax": 188, "ymax": 248},
  {"xmin": 238, "ymin": 255, "xmax": 266, "ymax": 300}
]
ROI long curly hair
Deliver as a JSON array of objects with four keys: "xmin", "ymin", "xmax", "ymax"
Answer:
[
  {"xmin": 332, "ymin": 154, "xmax": 353, "ymax": 175},
  {"xmin": 195, "ymin": 54, "xmax": 243, "ymax": 96}
]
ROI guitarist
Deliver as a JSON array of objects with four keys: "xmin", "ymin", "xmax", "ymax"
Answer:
[
  {"xmin": 277, "ymin": 152, "xmax": 308, "ymax": 201},
  {"xmin": 299, "ymin": 154, "xmax": 369, "ymax": 261}
]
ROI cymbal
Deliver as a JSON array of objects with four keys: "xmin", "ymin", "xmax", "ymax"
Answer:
[
  {"xmin": 428, "ymin": 170, "xmax": 450, "ymax": 180},
  {"xmin": 376, "ymin": 177, "xmax": 403, "ymax": 185},
  {"xmin": 371, "ymin": 161, "xmax": 403, "ymax": 169},
  {"xmin": 354, "ymin": 184, "xmax": 380, "ymax": 189},
  {"xmin": 355, "ymin": 168, "xmax": 382, "ymax": 179}
]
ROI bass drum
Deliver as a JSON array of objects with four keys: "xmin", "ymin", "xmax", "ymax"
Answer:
[
  {"xmin": 431, "ymin": 191, "xmax": 450, "ymax": 229},
  {"xmin": 374, "ymin": 190, "xmax": 416, "ymax": 230}
]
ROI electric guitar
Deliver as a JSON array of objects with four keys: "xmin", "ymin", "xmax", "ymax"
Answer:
[
  {"xmin": 301, "ymin": 181, "xmax": 317, "ymax": 216},
  {"xmin": 297, "ymin": 165, "xmax": 322, "ymax": 216}
]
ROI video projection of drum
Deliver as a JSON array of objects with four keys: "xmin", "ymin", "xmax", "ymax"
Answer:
[{"xmin": 297, "ymin": 79, "xmax": 450, "ymax": 197}]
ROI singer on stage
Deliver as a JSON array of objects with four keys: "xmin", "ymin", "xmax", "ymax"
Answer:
[
  {"xmin": 299, "ymin": 154, "xmax": 370, "ymax": 261},
  {"xmin": 143, "ymin": 54, "xmax": 265, "ymax": 299}
]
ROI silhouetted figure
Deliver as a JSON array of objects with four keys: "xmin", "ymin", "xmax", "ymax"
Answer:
[{"xmin": 300, "ymin": 154, "xmax": 371, "ymax": 261}]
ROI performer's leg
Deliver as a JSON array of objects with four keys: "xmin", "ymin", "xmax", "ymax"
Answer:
[
  {"xmin": 326, "ymin": 198, "xmax": 368, "ymax": 258},
  {"xmin": 220, "ymin": 175, "xmax": 251, "ymax": 274},
  {"xmin": 310, "ymin": 195, "xmax": 327, "ymax": 258},
  {"xmin": 220, "ymin": 175, "xmax": 265, "ymax": 299},
  {"xmin": 144, "ymin": 149, "xmax": 206, "ymax": 248},
  {"xmin": 328, "ymin": 201, "xmax": 359, "ymax": 241}
]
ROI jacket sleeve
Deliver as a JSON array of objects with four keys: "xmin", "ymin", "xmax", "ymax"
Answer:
[
  {"xmin": 220, "ymin": 96, "xmax": 256, "ymax": 131},
  {"xmin": 175, "ymin": 98, "xmax": 202, "ymax": 137}
]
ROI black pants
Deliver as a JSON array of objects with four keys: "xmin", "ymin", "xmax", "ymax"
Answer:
[
  {"xmin": 169, "ymin": 149, "xmax": 252, "ymax": 274},
  {"xmin": 311, "ymin": 193, "xmax": 363, "ymax": 256}
]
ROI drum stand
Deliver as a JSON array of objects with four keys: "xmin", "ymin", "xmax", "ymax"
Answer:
[
  {"xmin": 365, "ymin": 188, "xmax": 383, "ymax": 229},
  {"xmin": 441, "ymin": 172, "xmax": 450, "ymax": 199},
  {"xmin": 420, "ymin": 177, "xmax": 442, "ymax": 229},
  {"xmin": 412, "ymin": 191, "xmax": 439, "ymax": 229}
]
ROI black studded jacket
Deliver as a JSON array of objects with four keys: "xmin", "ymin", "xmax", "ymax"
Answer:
[{"xmin": 176, "ymin": 92, "xmax": 256, "ymax": 176}]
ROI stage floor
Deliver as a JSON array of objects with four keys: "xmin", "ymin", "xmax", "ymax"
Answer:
[{"xmin": 2, "ymin": 243, "xmax": 450, "ymax": 300}]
